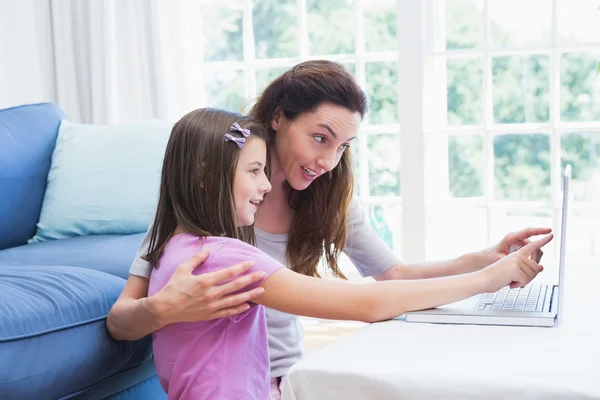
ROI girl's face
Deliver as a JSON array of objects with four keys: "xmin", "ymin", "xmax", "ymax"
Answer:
[
  {"xmin": 271, "ymin": 103, "xmax": 361, "ymax": 191},
  {"xmin": 233, "ymin": 137, "xmax": 272, "ymax": 226}
]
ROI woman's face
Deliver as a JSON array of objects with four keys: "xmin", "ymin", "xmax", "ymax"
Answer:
[{"xmin": 271, "ymin": 103, "xmax": 361, "ymax": 191}]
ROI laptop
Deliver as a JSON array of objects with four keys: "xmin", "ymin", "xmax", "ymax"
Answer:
[{"xmin": 405, "ymin": 164, "xmax": 571, "ymax": 328}]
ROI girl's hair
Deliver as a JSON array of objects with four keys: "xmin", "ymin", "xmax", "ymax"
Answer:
[
  {"xmin": 249, "ymin": 60, "xmax": 368, "ymax": 279},
  {"xmin": 143, "ymin": 108, "xmax": 268, "ymax": 267}
]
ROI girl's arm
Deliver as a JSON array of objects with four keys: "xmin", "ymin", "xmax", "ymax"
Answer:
[
  {"xmin": 255, "ymin": 268, "xmax": 482, "ymax": 322},
  {"xmin": 255, "ymin": 235, "xmax": 551, "ymax": 322}
]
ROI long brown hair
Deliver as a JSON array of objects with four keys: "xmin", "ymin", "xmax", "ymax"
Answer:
[
  {"xmin": 143, "ymin": 108, "xmax": 268, "ymax": 267},
  {"xmin": 249, "ymin": 60, "xmax": 367, "ymax": 278}
]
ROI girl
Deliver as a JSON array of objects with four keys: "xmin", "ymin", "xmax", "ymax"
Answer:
[{"xmin": 146, "ymin": 107, "xmax": 551, "ymax": 399}]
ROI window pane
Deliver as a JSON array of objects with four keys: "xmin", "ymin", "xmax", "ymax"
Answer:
[
  {"xmin": 558, "ymin": 0, "xmax": 600, "ymax": 44},
  {"xmin": 448, "ymin": 135, "xmax": 484, "ymax": 197},
  {"xmin": 560, "ymin": 52, "xmax": 600, "ymax": 122},
  {"xmin": 493, "ymin": 133, "xmax": 551, "ymax": 201},
  {"xmin": 490, "ymin": 208, "xmax": 555, "ymax": 265},
  {"xmin": 561, "ymin": 132, "xmax": 600, "ymax": 202},
  {"xmin": 205, "ymin": 69, "xmax": 245, "ymax": 112},
  {"xmin": 364, "ymin": 0, "xmax": 397, "ymax": 52},
  {"xmin": 444, "ymin": 0, "xmax": 483, "ymax": 50},
  {"xmin": 307, "ymin": 0, "xmax": 354, "ymax": 55},
  {"xmin": 447, "ymin": 58, "xmax": 483, "ymax": 126},
  {"xmin": 342, "ymin": 63, "xmax": 356, "ymax": 78},
  {"xmin": 368, "ymin": 134, "xmax": 401, "ymax": 196},
  {"xmin": 253, "ymin": 0, "xmax": 297, "ymax": 59},
  {"xmin": 365, "ymin": 61, "xmax": 398, "ymax": 124},
  {"xmin": 492, "ymin": 55, "xmax": 550, "ymax": 124},
  {"xmin": 426, "ymin": 207, "xmax": 487, "ymax": 260},
  {"xmin": 368, "ymin": 204, "xmax": 402, "ymax": 252},
  {"xmin": 203, "ymin": 5, "xmax": 243, "ymax": 61},
  {"xmin": 255, "ymin": 67, "xmax": 289, "ymax": 95},
  {"xmin": 489, "ymin": 0, "xmax": 551, "ymax": 47}
]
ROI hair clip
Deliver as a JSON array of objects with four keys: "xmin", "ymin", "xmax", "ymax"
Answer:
[{"xmin": 224, "ymin": 122, "xmax": 252, "ymax": 149}]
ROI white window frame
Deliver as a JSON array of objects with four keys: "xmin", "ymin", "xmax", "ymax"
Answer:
[
  {"xmin": 406, "ymin": 0, "xmax": 600, "ymax": 264},
  {"xmin": 197, "ymin": 0, "xmax": 600, "ymax": 266}
]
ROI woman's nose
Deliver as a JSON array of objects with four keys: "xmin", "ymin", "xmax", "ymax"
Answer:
[{"xmin": 317, "ymin": 151, "xmax": 337, "ymax": 172}]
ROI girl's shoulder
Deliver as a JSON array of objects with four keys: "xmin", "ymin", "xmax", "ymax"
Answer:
[
  {"xmin": 166, "ymin": 233, "xmax": 261, "ymax": 257},
  {"xmin": 204, "ymin": 237, "xmax": 268, "ymax": 260},
  {"xmin": 204, "ymin": 237, "xmax": 284, "ymax": 275},
  {"xmin": 161, "ymin": 234, "xmax": 283, "ymax": 280}
]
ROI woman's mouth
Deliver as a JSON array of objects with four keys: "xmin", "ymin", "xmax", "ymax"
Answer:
[{"xmin": 301, "ymin": 166, "xmax": 317, "ymax": 181}]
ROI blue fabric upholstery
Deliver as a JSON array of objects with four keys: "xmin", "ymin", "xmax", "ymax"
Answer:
[
  {"xmin": 103, "ymin": 375, "xmax": 166, "ymax": 400},
  {"xmin": 0, "ymin": 102, "xmax": 164, "ymax": 398},
  {"xmin": 66, "ymin": 369, "xmax": 166, "ymax": 400},
  {"xmin": 0, "ymin": 233, "xmax": 145, "ymax": 279},
  {"xmin": 0, "ymin": 265, "xmax": 155, "ymax": 399},
  {"xmin": 0, "ymin": 103, "xmax": 65, "ymax": 250}
]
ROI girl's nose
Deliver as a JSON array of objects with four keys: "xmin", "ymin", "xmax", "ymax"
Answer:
[{"xmin": 260, "ymin": 178, "xmax": 272, "ymax": 193}]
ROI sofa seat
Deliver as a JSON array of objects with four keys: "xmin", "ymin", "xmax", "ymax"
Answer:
[
  {"xmin": 0, "ymin": 265, "xmax": 157, "ymax": 399},
  {"xmin": 0, "ymin": 233, "xmax": 145, "ymax": 279}
]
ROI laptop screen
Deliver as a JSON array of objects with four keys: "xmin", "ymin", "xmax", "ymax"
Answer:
[{"xmin": 556, "ymin": 164, "xmax": 571, "ymax": 324}]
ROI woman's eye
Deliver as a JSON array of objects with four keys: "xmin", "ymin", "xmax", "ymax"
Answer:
[
  {"xmin": 250, "ymin": 169, "xmax": 259, "ymax": 175},
  {"xmin": 314, "ymin": 135, "xmax": 326, "ymax": 143}
]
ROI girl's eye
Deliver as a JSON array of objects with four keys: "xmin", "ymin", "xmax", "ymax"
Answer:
[
  {"xmin": 250, "ymin": 169, "xmax": 259, "ymax": 175},
  {"xmin": 314, "ymin": 135, "xmax": 326, "ymax": 144}
]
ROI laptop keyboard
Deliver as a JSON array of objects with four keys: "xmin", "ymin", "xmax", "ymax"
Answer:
[{"xmin": 475, "ymin": 285, "xmax": 548, "ymax": 312}]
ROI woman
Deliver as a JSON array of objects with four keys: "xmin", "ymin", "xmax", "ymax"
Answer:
[{"xmin": 107, "ymin": 60, "xmax": 548, "ymax": 394}]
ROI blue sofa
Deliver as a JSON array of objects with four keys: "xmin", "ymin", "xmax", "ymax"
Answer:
[{"xmin": 0, "ymin": 103, "xmax": 166, "ymax": 399}]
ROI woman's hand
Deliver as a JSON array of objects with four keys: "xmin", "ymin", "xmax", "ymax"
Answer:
[
  {"xmin": 145, "ymin": 248, "xmax": 267, "ymax": 325},
  {"xmin": 480, "ymin": 227, "xmax": 552, "ymax": 267},
  {"xmin": 477, "ymin": 233, "xmax": 553, "ymax": 293}
]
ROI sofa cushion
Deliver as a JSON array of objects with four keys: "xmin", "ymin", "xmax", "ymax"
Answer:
[
  {"xmin": 0, "ymin": 103, "xmax": 65, "ymax": 250},
  {"xmin": 30, "ymin": 119, "xmax": 172, "ymax": 243},
  {"xmin": 0, "ymin": 265, "xmax": 154, "ymax": 400},
  {"xmin": 0, "ymin": 233, "xmax": 145, "ymax": 279}
]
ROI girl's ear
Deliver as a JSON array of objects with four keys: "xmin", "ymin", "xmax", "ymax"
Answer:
[{"xmin": 271, "ymin": 108, "xmax": 283, "ymax": 131}]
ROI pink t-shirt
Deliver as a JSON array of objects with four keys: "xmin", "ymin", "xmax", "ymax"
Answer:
[{"xmin": 148, "ymin": 233, "xmax": 283, "ymax": 400}]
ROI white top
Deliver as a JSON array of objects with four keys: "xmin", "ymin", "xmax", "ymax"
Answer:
[{"xmin": 129, "ymin": 196, "xmax": 400, "ymax": 377}]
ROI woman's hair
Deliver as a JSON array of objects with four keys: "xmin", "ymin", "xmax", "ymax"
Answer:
[
  {"xmin": 143, "ymin": 108, "xmax": 268, "ymax": 267},
  {"xmin": 249, "ymin": 60, "xmax": 368, "ymax": 279}
]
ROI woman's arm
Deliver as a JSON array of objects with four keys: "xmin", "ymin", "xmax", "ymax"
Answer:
[
  {"xmin": 374, "ymin": 252, "xmax": 483, "ymax": 281},
  {"xmin": 106, "ymin": 275, "xmax": 164, "ymax": 341},
  {"xmin": 255, "ymin": 235, "xmax": 551, "ymax": 322},
  {"xmin": 106, "ymin": 251, "xmax": 268, "ymax": 341},
  {"xmin": 374, "ymin": 227, "xmax": 551, "ymax": 281}
]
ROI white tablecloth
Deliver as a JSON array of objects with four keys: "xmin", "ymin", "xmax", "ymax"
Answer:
[{"xmin": 282, "ymin": 264, "xmax": 600, "ymax": 400}]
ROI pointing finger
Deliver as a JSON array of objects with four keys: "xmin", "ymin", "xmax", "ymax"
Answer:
[{"xmin": 518, "ymin": 233, "xmax": 554, "ymax": 256}]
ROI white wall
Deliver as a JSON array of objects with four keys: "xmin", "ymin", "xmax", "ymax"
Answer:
[{"xmin": 0, "ymin": 0, "xmax": 56, "ymax": 109}]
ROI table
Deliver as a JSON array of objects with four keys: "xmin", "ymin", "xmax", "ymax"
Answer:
[{"xmin": 282, "ymin": 264, "xmax": 600, "ymax": 400}]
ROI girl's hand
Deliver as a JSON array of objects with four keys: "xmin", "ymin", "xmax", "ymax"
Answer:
[
  {"xmin": 147, "ymin": 248, "xmax": 266, "ymax": 325},
  {"xmin": 477, "ymin": 233, "xmax": 553, "ymax": 293}
]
